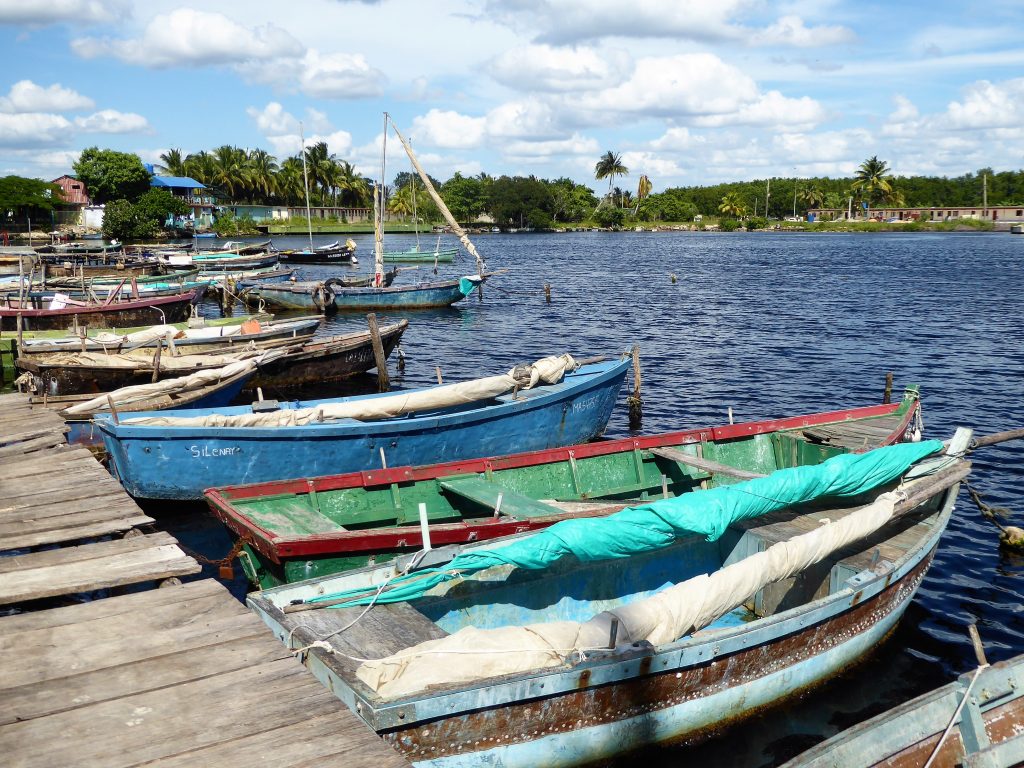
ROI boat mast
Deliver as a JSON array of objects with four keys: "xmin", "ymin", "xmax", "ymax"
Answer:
[
  {"xmin": 299, "ymin": 121, "xmax": 314, "ymax": 252},
  {"xmin": 409, "ymin": 140, "xmax": 420, "ymax": 252},
  {"xmin": 374, "ymin": 113, "xmax": 386, "ymax": 286},
  {"xmin": 386, "ymin": 114, "xmax": 486, "ymax": 275}
]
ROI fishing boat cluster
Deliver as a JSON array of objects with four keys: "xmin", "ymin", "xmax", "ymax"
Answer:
[{"xmin": 3, "ymin": 119, "xmax": 1021, "ymax": 768}]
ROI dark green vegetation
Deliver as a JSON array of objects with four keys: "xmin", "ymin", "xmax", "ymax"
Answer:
[{"xmin": 0, "ymin": 176, "xmax": 61, "ymax": 228}]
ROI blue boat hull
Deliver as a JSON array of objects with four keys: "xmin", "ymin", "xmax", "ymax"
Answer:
[
  {"xmin": 332, "ymin": 277, "xmax": 480, "ymax": 310},
  {"xmin": 97, "ymin": 358, "xmax": 630, "ymax": 499}
]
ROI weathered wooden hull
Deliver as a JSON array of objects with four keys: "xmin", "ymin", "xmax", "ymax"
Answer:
[
  {"xmin": 206, "ymin": 394, "xmax": 922, "ymax": 589},
  {"xmin": 241, "ymin": 282, "xmax": 336, "ymax": 311},
  {"xmin": 97, "ymin": 357, "xmax": 630, "ymax": 499},
  {"xmin": 0, "ymin": 290, "xmax": 202, "ymax": 332},
  {"xmin": 33, "ymin": 261, "xmax": 164, "ymax": 279},
  {"xmin": 248, "ymin": 320, "xmax": 407, "ymax": 390},
  {"xmin": 249, "ymin": 479, "xmax": 961, "ymax": 768},
  {"xmin": 60, "ymin": 368, "xmax": 255, "ymax": 449},
  {"xmin": 332, "ymin": 276, "xmax": 481, "ymax": 310},
  {"xmin": 782, "ymin": 655, "xmax": 1024, "ymax": 768},
  {"xmin": 382, "ymin": 248, "xmax": 457, "ymax": 263}
]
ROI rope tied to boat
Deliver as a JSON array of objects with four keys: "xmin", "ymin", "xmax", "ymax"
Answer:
[{"xmin": 964, "ymin": 481, "xmax": 1024, "ymax": 550}]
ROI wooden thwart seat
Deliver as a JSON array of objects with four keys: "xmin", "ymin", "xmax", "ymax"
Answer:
[
  {"xmin": 439, "ymin": 475, "xmax": 562, "ymax": 519},
  {"xmin": 650, "ymin": 446, "xmax": 767, "ymax": 480}
]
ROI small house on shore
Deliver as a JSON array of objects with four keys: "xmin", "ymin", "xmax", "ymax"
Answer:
[
  {"xmin": 808, "ymin": 205, "xmax": 1024, "ymax": 224},
  {"xmin": 150, "ymin": 175, "xmax": 215, "ymax": 231}
]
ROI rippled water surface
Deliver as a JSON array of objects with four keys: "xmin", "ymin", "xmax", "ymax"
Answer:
[{"xmin": 165, "ymin": 230, "xmax": 1024, "ymax": 766}]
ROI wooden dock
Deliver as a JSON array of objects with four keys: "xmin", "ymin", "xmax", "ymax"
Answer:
[{"xmin": 0, "ymin": 393, "xmax": 412, "ymax": 767}]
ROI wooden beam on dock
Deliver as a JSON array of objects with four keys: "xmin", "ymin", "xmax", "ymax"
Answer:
[{"xmin": 0, "ymin": 580, "xmax": 412, "ymax": 767}]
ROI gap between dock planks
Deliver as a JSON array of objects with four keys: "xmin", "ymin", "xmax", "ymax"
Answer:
[{"xmin": 0, "ymin": 580, "xmax": 412, "ymax": 768}]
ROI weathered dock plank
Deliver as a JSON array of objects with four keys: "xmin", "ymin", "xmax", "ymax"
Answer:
[
  {"xmin": 0, "ymin": 580, "xmax": 411, "ymax": 768},
  {"xmin": 0, "ymin": 531, "xmax": 200, "ymax": 604}
]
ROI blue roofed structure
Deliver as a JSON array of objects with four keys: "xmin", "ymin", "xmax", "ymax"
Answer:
[{"xmin": 150, "ymin": 176, "xmax": 215, "ymax": 232}]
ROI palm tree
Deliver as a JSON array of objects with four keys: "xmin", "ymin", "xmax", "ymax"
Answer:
[
  {"xmin": 336, "ymin": 161, "xmax": 370, "ymax": 208},
  {"xmin": 210, "ymin": 145, "xmax": 249, "ymax": 202},
  {"xmin": 276, "ymin": 157, "xmax": 305, "ymax": 206},
  {"xmin": 719, "ymin": 192, "xmax": 746, "ymax": 218},
  {"xmin": 634, "ymin": 174, "xmax": 653, "ymax": 215},
  {"xmin": 852, "ymin": 156, "xmax": 894, "ymax": 209},
  {"xmin": 388, "ymin": 183, "xmax": 415, "ymax": 219},
  {"xmin": 594, "ymin": 151, "xmax": 628, "ymax": 210},
  {"xmin": 157, "ymin": 148, "xmax": 187, "ymax": 177},
  {"xmin": 247, "ymin": 149, "xmax": 278, "ymax": 203},
  {"xmin": 183, "ymin": 151, "xmax": 216, "ymax": 186},
  {"xmin": 799, "ymin": 183, "xmax": 826, "ymax": 210}
]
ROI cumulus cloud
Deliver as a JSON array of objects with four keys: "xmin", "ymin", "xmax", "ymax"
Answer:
[
  {"xmin": 486, "ymin": 99, "xmax": 563, "ymax": 140},
  {"xmin": 481, "ymin": 0, "xmax": 853, "ymax": 49},
  {"xmin": 246, "ymin": 102, "xmax": 353, "ymax": 157},
  {"xmin": 0, "ymin": 0, "xmax": 126, "ymax": 25},
  {"xmin": 73, "ymin": 109, "xmax": 149, "ymax": 133},
  {"xmin": 71, "ymin": 9, "xmax": 303, "ymax": 68},
  {"xmin": 490, "ymin": 44, "xmax": 631, "ymax": 92},
  {"xmin": 411, "ymin": 109, "xmax": 488, "ymax": 149},
  {"xmin": 749, "ymin": 15, "xmax": 854, "ymax": 48},
  {"xmin": 620, "ymin": 150, "xmax": 687, "ymax": 179},
  {"xmin": 944, "ymin": 78, "xmax": 1024, "ymax": 130},
  {"xmin": 0, "ymin": 113, "xmax": 73, "ymax": 148},
  {"xmin": 296, "ymin": 50, "xmax": 385, "ymax": 99},
  {"xmin": 0, "ymin": 80, "xmax": 94, "ymax": 114},
  {"xmin": 502, "ymin": 133, "xmax": 599, "ymax": 161},
  {"xmin": 650, "ymin": 127, "xmax": 706, "ymax": 151},
  {"xmin": 691, "ymin": 91, "xmax": 826, "ymax": 130}
]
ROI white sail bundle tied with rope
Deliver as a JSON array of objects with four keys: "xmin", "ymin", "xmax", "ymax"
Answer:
[
  {"xmin": 120, "ymin": 354, "xmax": 578, "ymax": 428},
  {"xmin": 355, "ymin": 490, "xmax": 905, "ymax": 699},
  {"xmin": 61, "ymin": 353, "xmax": 280, "ymax": 415}
]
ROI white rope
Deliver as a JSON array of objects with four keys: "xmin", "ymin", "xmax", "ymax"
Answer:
[{"xmin": 921, "ymin": 663, "xmax": 989, "ymax": 768}]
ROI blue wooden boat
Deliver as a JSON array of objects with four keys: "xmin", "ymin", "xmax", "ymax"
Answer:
[
  {"xmin": 241, "ymin": 271, "xmax": 398, "ymax": 311},
  {"xmin": 95, "ymin": 355, "xmax": 630, "ymax": 499},
  {"xmin": 247, "ymin": 436, "xmax": 971, "ymax": 768},
  {"xmin": 782, "ymin": 652, "xmax": 1024, "ymax": 768},
  {"xmin": 332, "ymin": 275, "xmax": 483, "ymax": 310}
]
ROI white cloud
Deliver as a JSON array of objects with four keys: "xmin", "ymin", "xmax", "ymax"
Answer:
[
  {"xmin": 574, "ymin": 53, "xmax": 759, "ymax": 120},
  {"xmin": 73, "ymin": 109, "xmax": 149, "ymax": 133},
  {"xmin": 247, "ymin": 102, "xmax": 298, "ymax": 137},
  {"xmin": 692, "ymin": 90, "xmax": 826, "ymax": 130},
  {"xmin": 0, "ymin": 0, "xmax": 126, "ymax": 25},
  {"xmin": 650, "ymin": 127, "xmax": 706, "ymax": 151},
  {"xmin": 771, "ymin": 129, "xmax": 874, "ymax": 166},
  {"xmin": 0, "ymin": 80, "xmax": 94, "ymax": 114},
  {"xmin": 502, "ymin": 133, "xmax": 599, "ymax": 161},
  {"xmin": 486, "ymin": 100, "xmax": 562, "ymax": 140},
  {"xmin": 749, "ymin": 15, "xmax": 854, "ymax": 48},
  {"xmin": 620, "ymin": 151, "xmax": 687, "ymax": 179},
  {"xmin": 411, "ymin": 109, "xmax": 488, "ymax": 149},
  {"xmin": 71, "ymin": 9, "xmax": 303, "ymax": 68},
  {"xmin": 297, "ymin": 50, "xmax": 385, "ymax": 99},
  {"xmin": 0, "ymin": 113, "xmax": 73, "ymax": 148},
  {"xmin": 490, "ymin": 44, "xmax": 631, "ymax": 92},
  {"xmin": 247, "ymin": 102, "xmax": 353, "ymax": 157},
  {"xmin": 944, "ymin": 78, "xmax": 1024, "ymax": 130}
]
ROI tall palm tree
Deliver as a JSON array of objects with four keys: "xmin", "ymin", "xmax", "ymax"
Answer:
[
  {"xmin": 798, "ymin": 183, "xmax": 826, "ymax": 210},
  {"xmin": 210, "ymin": 145, "xmax": 249, "ymax": 202},
  {"xmin": 336, "ymin": 160, "xmax": 370, "ymax": 208},
  {"xmin": 594, "ymin": 151, "xmax": 628, "ymax": 210},
  {"xmin": 276, "ymin": 157, "xmax": 305, "ymax": 206},
  {"xmin": 247, "ymin": 149, "xmax": 278, "ymax": 203},
  {"xmin": 157, "ymin": 148, "xmax": 187, "ymax": 177},
  {"xmin": 634, "ymin": 174, "xmax": 653, "ymax": 215},
  {"xmin": 852, "ymin": 156, "xmax": 894, "ymax": 209},
  {"xmin": 719, "ymin": 192, "xmax": 746, "ymax": 218},
  {"xmin": 183, "ymin": 151, "xmax": 216, "ymax": 186}
]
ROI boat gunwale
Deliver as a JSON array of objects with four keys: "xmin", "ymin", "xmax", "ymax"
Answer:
[
  {"xmin": 249, "ymin": 466, "xmax": 964, "ymax": 733},
  {"xmin": 206, "ymin": 396, "xmax": 919, "ymax": 562},
  {"xmin": 0, "ymin": 287, "xmax": 202, "ymax": 318},
  {"xmin": 95, "ymin": 356, "xmax": 630, "ymax": 439}
]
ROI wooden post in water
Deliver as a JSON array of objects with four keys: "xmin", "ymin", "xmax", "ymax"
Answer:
[
  {"xmin": 627, "ymin": 343, "xmax": 643, "ymax": 430},
  {"xmin": 544, "ymin": 283, "xmax": 551, "ymax": 303},
  {"xmin": 151, "ymin": 341, "xmax": 162, "ymax": 383},
  {"xmin": 436, "ymin": 366, "xmax": 443, "ymax": 385},
  {"xmin": 882, "ymin": 371, "xmax": 894, "ymax": 404},
  {"xmin": 366, "ymin": 313, "xmax": 390, "ymax": 392}
]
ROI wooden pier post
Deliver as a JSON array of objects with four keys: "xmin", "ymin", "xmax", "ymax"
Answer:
[
  {"xmin": 544, "ymin": 283, "xmax": 551, "ymax": 303},
  {"xmin": 436, "ymin": 366, "xmax": 443, "ymax": 385},
  {"xmin": 883, "ymin": 371, "xmax": 893, "ymax": 404},
  {"xmin": 627, "ymin": 343, "xmax": 643, "ymax": 430},
  {"xmin": 366, "ymin": 313, "xmax": 390, "ymax": 392}
]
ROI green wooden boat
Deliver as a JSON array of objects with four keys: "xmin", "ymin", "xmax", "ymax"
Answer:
[
  {"xmin": 381, "ymin": 245, "xmax": 457, "ymax": 263},
  {"xmin": 206, "ymin": 387, "xmax": 924, "ymax": 589}
]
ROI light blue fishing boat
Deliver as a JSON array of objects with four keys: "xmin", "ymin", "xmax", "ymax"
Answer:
[
  {"xmin": 331, "ymin": 275, "xmax": 483, "ymax": 310},
  {"xmin": 247, "ymin": 436, "xmax": 971, "ymax": 768},
  {"xmin": 96, "ymin": 354, "xmax": 631, "ymax": 500}
]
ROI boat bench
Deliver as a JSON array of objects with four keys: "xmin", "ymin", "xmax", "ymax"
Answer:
[{"xmin": 439, "ymin": 475, "xmax": 563, "ymax": 519}]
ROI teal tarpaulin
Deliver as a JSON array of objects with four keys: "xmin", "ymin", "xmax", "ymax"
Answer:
[{"xmin": 311, "ymin": 439, "xmax": 943, "ymax": 608}]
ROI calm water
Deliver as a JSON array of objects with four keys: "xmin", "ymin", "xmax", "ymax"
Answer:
[{"xmin": 161, "ymin": 230, "xmax": 1024, "ymax": 766}]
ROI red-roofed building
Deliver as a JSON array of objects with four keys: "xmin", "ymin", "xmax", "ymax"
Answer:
[{"xmin": 52, "ymin": 175, "xmax": 90, "ymax": 206}]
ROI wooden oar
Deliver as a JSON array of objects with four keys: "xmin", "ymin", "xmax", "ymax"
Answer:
[{"xmin": 970, "ymin": 427, "xmax": 1024, "ymax": 449}]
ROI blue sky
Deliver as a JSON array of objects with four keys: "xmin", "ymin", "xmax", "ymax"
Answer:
[{"xmin": 1, "ymin": 0, "xmax": 1023, "ymax": 193}]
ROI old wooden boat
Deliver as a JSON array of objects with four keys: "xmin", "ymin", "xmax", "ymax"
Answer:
[
  {"xmin": 17, "ymin": 315, "xmax": 320, "ymax": 357},
  {"xmin": 15, "ymin": 320, "xmax": 400, "ymax": 396},
  {"xmin": 382, "ymin": 244, "xmax": 457, "ymax": 263},
  {"xmin": 278, "ymin": 240, "xmax": 358, "ymax": 265},
  {"xmin": 39, "ymin": 358, "xmax": 262, "ymax": 449},
  {"xmin": 248, "ymin": 435, "xmax": 971, "ymax": 768},
  {"xmin": 32, "ymin": 258, "xmax": 164, "ymax": 279},
  {"xmin": 207, "ymin": 388, "xmax": 926, "ymax": 589},
  {"xmin": 0, "ymin": 288, "xmax": 204, "ymax": 331},
  {"xmin": 332, "ymin": 275, "xmax": 483, "ymax": 310},
  {"xmin": 241, "ymin": 271, "xmax": 399, "ymax": 311},
  {"xmin": 96, "ymin": 354, "xmax": 630, "ymax": 499},
  {"xmin": 782, "ymin": 653, "xmax": 1024, "ymax": 768}
]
